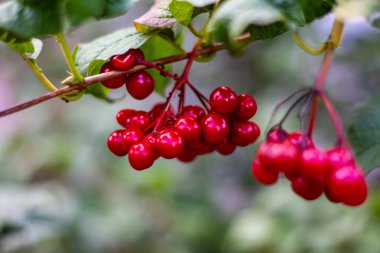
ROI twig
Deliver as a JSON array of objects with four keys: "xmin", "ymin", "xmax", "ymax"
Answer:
[{"xmin": 0, "ymin": 34, "xmax": 252, "ymax": 118}]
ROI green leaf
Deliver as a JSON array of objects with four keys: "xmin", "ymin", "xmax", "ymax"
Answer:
[
  {"xmin": 134, "ymin": 0, "xmax": 176, "ymax": 33},
  {"xmin": 208, "ymin": 0, "xmax": 334, "ymax": 51},
  {"xmin": 2, "ymin": 37, "xmax": 43, "ymax": 59},
  {"xmin": 84, "ymin": 60, "xmax": 110, "ymax": 101},
  {"xmin": 74, "ymin": 28, "xmax": 150, "ymax": 75},
  {"xmin": 298, "ymin": 0, "xmax": 336, "ymax": 23},
  {"xmin": 347, "ymin": 95, "xmax": 380, "ymax": 173},
  {"xmin": 169, "ymin": 0, "xmax": 194, "ymax": 26},
  {"xmin": 0, "ymin": 0, "xmax": 136, "ymax": 39},
  {"xmin": 140, "ymin": 34, "xmax": 183, "ymax": 95}
]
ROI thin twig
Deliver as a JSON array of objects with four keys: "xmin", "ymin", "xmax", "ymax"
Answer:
[{"xmin": 0, "ymin": 34, "xmax": 252, "ymax": 118}]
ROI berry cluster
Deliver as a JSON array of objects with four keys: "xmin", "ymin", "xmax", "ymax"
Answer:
[
  {"xmin": 100, "ymin": 49, "xmax": 155, "ymax": 100},
  {"xmin": 107, "ymin": 86, "xmax": 260, "ymax": 170},
  {"xmin": 252, "ymin": 128, "xmax": 368, "ymax": 206}
]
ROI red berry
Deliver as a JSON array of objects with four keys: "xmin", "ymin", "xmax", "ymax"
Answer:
[
  {"xmin": 125, "ymin": 111, "xmax": 151, "ymax": 130},
  {"xmin": 209, "ymin": 86, "xmax": 238, "ymax": 114},
  {"xmin": 150, "ymin": 103, "xmax": 175, "ymax": 120},
  {"xmin": 121, "ymin": 127, "xmax": 144, "ymax": 152},
  {"xmin": 116, "ymin": 109, "xmax": 135, "ymax": 127},
  {"xmin": 100, "ymin": 62, "xmax": 126, "ymax": 89},
  {"xmin": 252, "ymin": 159, "xmax": 279, "ymax": 185},
  {"xmin": 128, "ymin": 142, "xmax": 155, "ymax": 170},
  {"xmin": 174, "ymin": 116, "xmax": 202, "ymax": 143},
  {"xmin": 110, "ymin": 48, "xmax": 144, "ymax": 70},
  {"xmin": 326, "ymin": 147, "xmax": 355, "ymax": 173},
  {"xmin": 327, "ymin": 166, "xmax": 367, "ymax": 206},
  {"xmin": 234, "ymin": 94, "xmax": 257, "ymax": 120},
  {"xmin": 324, "ymin": 187, "xmax": 341, "ymax": 203},
  {"xmin": 287, "ymin": 132, "xmax": 314, "ymax": 150},
  {"xmin": 107, "ymin": 130, "xmax": 127, "ymax": 156},
  {"xmin": 291, "ymin": 177, "xmax": 324, "ymax": 201},
  {"xmin": 201, "ymin": 113, "xmax": 230, "ymax": 144},
  {"xmin": 267, "ymin": 128, "xmax": 288, "ymax": 143},
  {"xmin": 257, "ymin": 140, "xmax": 299, "ymax": 175},
  {"xmin": 177, "ymin": 149, "xmax": 197, "ymax": 163},
  {"xmin": 230, "ymin": 121, "xmax": 260, "ymax": 147},
  {"xmin": 125, "ymin": 71, "xmax": 155, "ymax": 100},
  {"xmin": 187, "ymin": 139, "xmax": 214, "ymax": 155},
  {"xmin": 155, "ymin": 129, "xmax": 185, "ymax": 159},
  {"xmin": 299, "ymin": 148, "xmax": 328, "ymax": 180},
  {"xmin": 216, "ymin": 141, "xmax": 236, "ymax": 155},
  {"xmin": 180, "ymin": 105, "xmax": 206, "ymax": 122}
]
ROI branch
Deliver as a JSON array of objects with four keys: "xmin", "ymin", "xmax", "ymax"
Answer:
[{"xmin": 0, "ymin": 34, "xmax": 251, "ymax": 118}]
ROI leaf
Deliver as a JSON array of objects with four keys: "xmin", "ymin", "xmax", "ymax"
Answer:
[
  {"xmin": 208, "ymin": 0, "xmax": 334, "ymax": 51},
  {"xmin": 298, "ymin": 0, "xmax": 336, "ymax": 23},
  {"xmin": 1, "ymin": 36, "xmax": 43, "ymax": 59},
  {"xmin": 180, "ymin": 0, "xmax": 216, "ymax": 7},
  {"xmin": 134, "ymin": 0, "xmax": 177, "ymax": 33},
  {"xmin": 0, "ymin": 0, "xmax": 136, "ymax": 39},
  {"xmin": 140, "ymin": 34, "xmax": 183, "ymax": 94},
  {"xmin": 347, "ymin": 95, "xmax": 380, "ymax": 172},
  {"xmin": 85, "ymin": 60, "xmax": 110, "ymax": 101},
  {"xmin": 334, "ymin": 0, "xmax": 379, "ymax": 23},
  {"xmin": 74, "ymin": 27, "xmax": 150, "ymax": 75},
  {"xmin": 169, "ymin": 0, "xmax": 194, "ymax": 26}
]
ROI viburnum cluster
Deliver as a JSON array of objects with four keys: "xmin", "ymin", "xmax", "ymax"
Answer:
[
  {"xmin": 252, "ymin": 92, "xmax": 368, "ymax": 206},
  {"xmin": 102, "ymin": 48, "xmax": 260, "ymax": 170},
  {"xmin": 100, "ymin": 49, "xmax": 155, "ymax": 99}
]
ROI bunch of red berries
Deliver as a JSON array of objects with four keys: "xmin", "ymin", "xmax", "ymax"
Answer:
[
  {"xmin": 252, "ymin": 128, "xmax": 368, "ymax": 206},
  {"xmin": 100, "ymin": 48, "xmax": 155, "ymax": 100},
  {"xmin": 107, "ymin": 86, "xmax": 260, "ymax": 170}
]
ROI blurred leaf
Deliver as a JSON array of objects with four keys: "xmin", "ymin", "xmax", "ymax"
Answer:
[
  {"xmin": 298, "ymin": 0, "xmax": 336, "ymax": 23},
  {"xmin": 0, "ymin": 0, "xmax": 136, "ymax": 39},
  {"xmin": 347, "ymin": 95, "xmax": 380, "ymax": 172},
  {"xmin": 181, "ymin": 0, "xmax": 216, "ymax": 7},
  {"xmin": 334, "ymin": 0, "xmax": 379, "ymax": 24},
  {"xmin": 0, "ymin": 223, "xmax": 23, "ymax": 239},
  {"xmin": 74, "ymin": 27, "xmax": 150, "ymax": 75},
  {"xmin": 208, "ymin": 0, "xmax": 334, "ymax": 51},
  {"xmin": 4, "ymin": 38, "xmax": 43, "ymax": 59},
  {"xmin": 140, "ymin": 34, "xmax": 183, "ymax": 94}
]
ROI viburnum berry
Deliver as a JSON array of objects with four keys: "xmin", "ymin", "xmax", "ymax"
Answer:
[
  {"xmin": 291, "ymin": 177, "xmax": 324, "ymax": 201},
  {"xmin": 257, "ymin": 140, "xmax": 299, "ymax": 176},
  {"xmin": 327, "ymin": 165, "xmax": 367, "ymax": 206},
  {"xmin": 209, "ymin": 86, "xmax": 238, "ymax": 114},
  {"xmin": 177, "ymin": 149, "xmax": 197, "ymax": 163},
  {"xmin": 116, "ymin": 109, "xmax": 135, "ymax": 127},
  {"xmin": 128, "ymin": 142, "xmax": 156, "ymax": 170},
  {"xmin": 121, "ymin": 127, "xmax": 144, "ymax": 152},
  {"xmin": 326, "ymin": 147, "xmax": 355, "ymax": 172},
  {"xmin": 107, "ymin": 130, "xmax": 127, "ymax": 156},
  {"xmin": 201, "ymin": 113, "xmax": 230, "ymax": 144},
  {"xmin": 180, "ymin": 105, "xmax": 206, "ymax": 122},
  {"xmin": 287, "ymin": 132, "xmax": 314, "ymax": 150},
  {"xmin": 155, "ymin": 129, "xmax": 185, "ymax": 159},
  {"xmin": 110, "ymin": 48, "xmax": 144, "ymax": 71},
  {"xmin": 267, "ymin": 128, "xmax": 288, "ymax": 143},
  {"xmin": 216, "ymin": 141, "xmax": 236, "ymax": 155},
  {"xmin": 125, "ymin": 110, "xmax": 151, "ymax": 129},
  {"xmin": 100, "ymin": 62, "xmax": 126, "ymax": 89},
  {"xmin": 234, "ymin": 94, "xmax": 257, "ymax": 120},
  {"xmin": 252, "ymin": 159, "xmax": 279, "ymax": 185},
  {"xmin": 125, "ymin": 71, "xmax": 155, "ymax": 100},
  {"xmin": 230, "ymin": 121, "xmax": 260, "ymax": 147},
  {"xmin": 174, "ymin": 116, "xmax": 201, "ymax": 143},
  {"xmin": 299, "ymin": 148, "xmax": 328, "ymax": 180}
]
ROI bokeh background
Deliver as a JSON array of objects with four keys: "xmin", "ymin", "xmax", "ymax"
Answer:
[{"xmin": 1, "ymin": 1, "xmax": 380, "ymax": 252}]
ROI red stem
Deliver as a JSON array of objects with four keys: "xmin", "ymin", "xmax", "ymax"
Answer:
[
  {"xmin": 153, "ymin": 39, "xmax": 203, "ymax": 132},
  {"xmin": 186, "ymin": 81, "xmax": 210, "ymax": 112},
  {"xmin": 318, "ymin": 92, "xmax": 348, "ymax": 147},
  {"xmin": 138, "ymin": 60, "xmax": 179, "ymax": 81}
]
